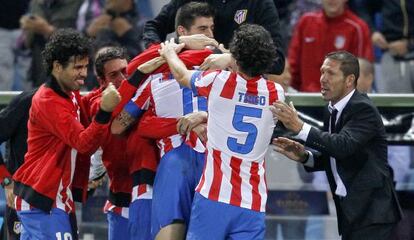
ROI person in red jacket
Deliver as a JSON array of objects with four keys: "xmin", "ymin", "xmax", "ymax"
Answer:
[
  {"xmin": 288, "ymin": 0, "xmax": 374, "ymax": 92},
  {"xmin": 85, "ymin": 46, "xmax": 135, "ymax": 240},
  {"xmin": 85, "ymin": 45, "xmax": 162, "ymax": 240},
  {"xmin": 12, "ymin": 29, "xmax": 122, "ymax": 240}
]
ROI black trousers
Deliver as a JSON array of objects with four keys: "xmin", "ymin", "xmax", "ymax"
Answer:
[{"xmin": 342, "ymin": 222, "xmax": 397, "ymax": 240}]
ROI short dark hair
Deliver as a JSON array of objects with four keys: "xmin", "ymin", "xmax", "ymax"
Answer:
[
  {"xmin": 229, "ymin": 24, "xmax": 276, "ymax": 77},
  {"xmin": 175, "ymin": 2, "xmax": 214, "ymax": 30},
  {"xmin": 42, "ymin": 28, "xmax": 91, "ymax": 75},
  {"xmin": 325, "ymin": 51, "xmax": 360, "ymax": 86},
  {"xmin": 94, "ymin": 46, "xmax": 128, "ymax": 79}
]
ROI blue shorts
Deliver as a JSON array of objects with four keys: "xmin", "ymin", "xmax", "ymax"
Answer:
[
  {"xmin": 151, "ymin": 143, "xmax": 205, "ymax": 238},
  {"xmin": 186, "ymin": 192, "xmax": 265, "ymax": 240},
  {"xmin": 107, "ymin": 211, "xmax": 130, "ymax": 240},
  {"xmin": 129, "ymin": 199, "xmax": 152, "ymax": 240},
  {"xmin": 17, "ymin": 208, "xmax": 73, "ymax": 240}
]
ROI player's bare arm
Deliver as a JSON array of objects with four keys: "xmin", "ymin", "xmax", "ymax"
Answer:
[
  {"xmin": 178, "ymin": 34, "xmax": 218, "ymax": 50},
  {"xmin": 111, "ymin": 110, "xmax": 137, "ymax": 135},
  {"xmin": 137, "ymin": 56, "xmax": 166, "ymax": 74},
  {"xmin": 159, "ymin": 39, "xmax": 195, "ymax": 88}
]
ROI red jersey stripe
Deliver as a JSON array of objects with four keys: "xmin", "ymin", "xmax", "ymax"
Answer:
[
  {"xmin": 15, "ymin": 197, "xmax": 22, "ymax": 211},
  {"xmin": 266, "ymin": 81, "xmax": 277, "ymax": 105},
  {"xmin": 208, "ymin": 149, "xmax": 223, "ymax": 201},
  {"xmin": 219, "ymin": 72, "xmax": 237, "ymax": 99},
  {"xmin": 249, "ymin": 162, "xmax": 261, "ymax": 212},
  {"xmin": 137, "ymin": 184, "xmax": 147, "ymax": 197},
  {"xmin": 246, "ymin": 78, "xmax": 259, "ymax": 96},
  {"xmin": 163, "ymin": 137, "xmax": 173, "ymax": 154},
  {"xmin": 229, "ymin": 156, "xmax": 243, "ymax": 206}
]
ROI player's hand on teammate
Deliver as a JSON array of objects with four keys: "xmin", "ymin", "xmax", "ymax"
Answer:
[
  {"xmin": 159, "ymin": 38, "xmax": 180, "ymax": 59},
  {"xmin": 200, "ymin": 53, "xmax": 232, "ymax": 71},
  {"xmin": 272, "ymin": 137, "xmax": 309, "ymax": 163},
  {"xmin": 178, "ymin": 34, "xmax": 218, "ymax": 50},
  {"xmin": 100, "ymin": 82, "xmax": 121, "ymax": 112},
  {"xmin": 177, "ymin": 111, "xmax": 208, "ymax": 135},
  {"xmin": 271, "ymin": 101, "xmax": 303, "ymax": 134},
  {"xmin": 192, "ymin": 123, "xmax": 207, "ymax": 142}
]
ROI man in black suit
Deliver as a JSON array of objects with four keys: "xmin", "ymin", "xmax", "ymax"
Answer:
[{"xmin": 272, "ymin": 51, "xmax": 402, "ymax": 239}]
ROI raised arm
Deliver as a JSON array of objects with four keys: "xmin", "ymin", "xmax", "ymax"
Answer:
[{"xmin": 158, "ymin": 39, "xmax": 195, "ymax": 88}]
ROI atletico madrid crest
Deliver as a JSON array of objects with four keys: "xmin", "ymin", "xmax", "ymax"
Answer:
[
  {"xmin": 234, "ymin": 9, "xmax": 248, "ymax": 24},
  {"xmin": 13, "ymin": 221, "xmax": 22, "ymax": 234}
]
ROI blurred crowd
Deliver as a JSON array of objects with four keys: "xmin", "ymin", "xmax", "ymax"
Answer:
[{"xmin": 0, "ymin": 0, "xmax": 412, "ymax": 94}]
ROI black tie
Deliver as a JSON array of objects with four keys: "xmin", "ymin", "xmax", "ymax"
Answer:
[{"xmin": 330, "ymin": 108, "xmax": 338, "ymax": 133}]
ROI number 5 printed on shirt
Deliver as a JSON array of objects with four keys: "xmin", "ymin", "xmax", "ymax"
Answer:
[{"xmin": 227, "ymin": 105, "xmax": 262, "ymax": 154}]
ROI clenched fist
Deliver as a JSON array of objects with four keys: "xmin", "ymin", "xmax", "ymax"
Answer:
[{"xmin": 100, "ymin": 82, "xmax": 121, "ymax": 112}]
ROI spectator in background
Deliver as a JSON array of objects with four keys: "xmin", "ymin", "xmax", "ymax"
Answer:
[
  {"xmin": 266, "ymin": 60, "xmax": 297, "ymax": 93},
  {"xmin": 272, "ymin": 0, "xmax": 294, "ymax": 53},
  {"xmin": 85, "ymin": 0, "xmax": 143, "ymax": 59},
  {"xmin": 142, "ymin": 0, "xmax": 285, "ymax": 75},
  {"xmin": 19, "ymin": 0, "xmax": 83, "ymax": 88},
  {"xmin": 80, "ymin": 0, "xmax": 143, "ymax": 90},
  {"xmin": 288, "ymin": 0, "xmax": 373, "ymax": 92},
  {"xmin": 357, "ymin": 0, "xmax": 414, "ymax": 93},
  {"xmin": 0, "ymin": 0, "xmax": 29, "ymax": 91},
  {"xmin": 76, "ymin": 0, "xmax": 105, "ymax": 34},
  {"xmin": 357, "ymin": 57, "xmax": 374, "ymax": 93}
]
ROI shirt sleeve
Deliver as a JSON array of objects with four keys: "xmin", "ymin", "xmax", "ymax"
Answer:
[
  {"xmin": 295, "ymin": 123, "xmax": 312, "ymax": 142},
  {"xmin": 124, "ymin": 79, "xmax": 151, "ymax": 119},
  {"xmin": 190, "ymin": 70, "xmax": 221, "ymax": 97},
  {"xmin": 137, "ymin": 108, "xmax": 178, "ymax": 139},
  {"xmin": 36, "ymin": 96, "xmax": 110, "ymax": 155},
  {"xmin": 304, "ymin": 150, "xmax": 315, "ymax": 167}
]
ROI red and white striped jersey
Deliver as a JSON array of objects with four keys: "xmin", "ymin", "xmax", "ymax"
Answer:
[
  {"xmin": 191, "ymin": 70, "xmax": 285, "ymax": 212},
  {"xmin": 103, "ymin": 200, "xmax": 129, "ymax": 219},
  {"xmin": 131, "ymin": 184, "xmax": 153, "ymax": 202},
  {"xmin": 125, "ymin": 73, "xmax": 207, "ymax": 156}
]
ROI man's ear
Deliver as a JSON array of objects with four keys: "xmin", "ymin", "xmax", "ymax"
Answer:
[
  {"xmin": 346, "ymin": 74, "xmax": 356, "ymax": 87},
  {"xmin": 53, "ymin": 60, "xmax": 62, "ymax": 72},
  {"xmin": 176, "ymin": 25, "xmax": 187, "ymax": 36}
]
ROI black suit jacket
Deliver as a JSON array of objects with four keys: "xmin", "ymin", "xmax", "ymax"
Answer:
[{"xmin": 304, "ymin": 90, "xmax": 402, "ymax": 234}]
